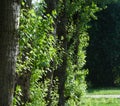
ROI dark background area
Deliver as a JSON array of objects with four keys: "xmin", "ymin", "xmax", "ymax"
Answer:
[{"xmin": 86, "ymin": 2, "xmax": 120, "ymax": 87}]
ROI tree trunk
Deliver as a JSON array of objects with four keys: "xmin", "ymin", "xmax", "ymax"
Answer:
[
  {"xmin": 45, "ymin": 0, "xmax": 57, "ymax": 14},
  {"xmin": 44, "ymin": 1, "xmax": 57, "ymax": 106},
  {"xmin": 45, "ymin": 0, "xmax": 67, "ymax": 105},
  {"xmin": 0, "ymin": 1, "xmax": 20, "ymax": 106},
  {"xmin": 16, "ymin": 71, "xmax": 31, "ymax": 106},
  {"xmin": 56, "ymin": 1, "xmax": 67, "ymax": 105}
]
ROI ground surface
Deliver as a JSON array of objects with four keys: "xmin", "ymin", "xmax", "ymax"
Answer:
[
  {"xmin": 81, "ymin": 87, "xmax": 120, "ymax": 106},
  {"xmin": 86, "ymin": 94, "xmax": 120, "ymax": 98}
]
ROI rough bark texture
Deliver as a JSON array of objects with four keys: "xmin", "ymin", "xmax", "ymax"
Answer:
[{"xmin": 0, "ymin": 0, "xmax": 20, "ymax": 106}]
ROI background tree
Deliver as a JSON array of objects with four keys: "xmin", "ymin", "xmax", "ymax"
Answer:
[
  {"xmin": 14, "ymin": 1, "xmax": 58, "ymax": 105},
  {"xmin": 45, "ymin": 0, "xmax": 100, "ymax": 105},
  {"xmin": 15, "ymin": 1, "xmax": 33, "ymax": 105}
]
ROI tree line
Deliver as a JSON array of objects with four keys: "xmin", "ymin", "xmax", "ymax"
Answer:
[
  {"xmin": 0, "ymin": 0, "xmax": 118, "ymax": 106},
  {"xmin": 86, "ymin": 1, "xmax": 120, "ymax": 87}
]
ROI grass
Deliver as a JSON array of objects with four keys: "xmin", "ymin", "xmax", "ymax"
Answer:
[
  {"xmin": 81, "ymin": 87, "xmax": 120, "ymax": 106},
  {"xmin": 81, "ymin": 98, "xmax": 120, "ymax": 106},
  {"xmin": 87, "ymin": 87, "xmax": 120, "ymax": 95}
]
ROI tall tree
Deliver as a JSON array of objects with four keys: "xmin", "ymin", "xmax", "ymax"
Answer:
[
  {"xmin": 44, "ymin": 1, "xmax": 57, "ymax": 106},
  {"xmin": 0, "ymin": 0, "xmax": 20, "ymax": 106},
  {"xmin": 16, "ymin": 1, "xmax": 33, "ymax": 105},
  {"xmin": 57, "ymin": 4, "xmax": 67, "ymax": 106},
  {"xmin": 45, "ymin": 0, "xmax": 67, "ymax": 105},
  {"xmin": 45, "ymin": 0, "xmax": 100, "ymax": 105}
]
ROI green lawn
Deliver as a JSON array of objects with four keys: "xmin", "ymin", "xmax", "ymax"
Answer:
[
  {"xmin": 81, "ymin": 87, "xmax": 120, "ymax": 106},
  {"xmin": 81, "ymin": 98, "xmax": 120, "ymax": 106},
  {"xmin": 87, "ymin": 87, "xmax": 120, "ymax": 95}
]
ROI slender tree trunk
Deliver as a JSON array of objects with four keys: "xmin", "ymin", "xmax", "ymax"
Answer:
[
  {"xmin": 17, "ymin": 71, "xmax": 31, "ymax": 106},
  {"xmin": 45, "ymin": 0, "xmax": 57, "ymax": 14},
  {"xmin": 16, "ymin": 1, "xmax": 32, "ymax": 105},
  {"xmin": 45, "ymin": 0, "xmax": 67, "ymax": 105},
  {"xmin": 44, "ymin": 1, "xmax": 57, "ymax": 106},
  {"xmin": 57, "ymin": 1, "xmax": 67, "ymax": 105},
  {"xmin": 0, "ymin": 1, "xmax": 20, "ymax": 106},
  {"xmin": 16, "ymin": 41, "xmax": 32, "ymax": 106}
]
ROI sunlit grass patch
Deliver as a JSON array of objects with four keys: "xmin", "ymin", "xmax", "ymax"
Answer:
[
  {"xmin": 81, "ymin": 87, "xmax": 120, "ymax": 106},
  {"xmin": 87, "ymin": 87, "xmax": 120, "ymax": 95},
  {"xmin": 81, "ymin": 98, "xmax": 120, "ymax": 106}
]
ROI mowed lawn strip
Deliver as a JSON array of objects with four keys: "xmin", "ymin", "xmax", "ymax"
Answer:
[
  {"xmin": 81, "ymin": 87, "xmax": 120, "ymax": 106},
  {"xmin": 81, "ymin": 98, "xmax": 120, "ymax": 106},
  {"xmin": 87, "ymin": 87, "xmax": 120, "ymax": 95}
]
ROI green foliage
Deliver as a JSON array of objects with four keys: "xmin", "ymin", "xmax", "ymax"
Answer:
[
  {"xmin": 18, "ymin": 9, "xmax": 56, "ymax": 71},
  {"xmin": 26, "ymin": 69, "xmax": 47, "ymax": 106},
  {"xmin": 14, "ymin": 0, "xmax": 103, "ymax": 105},
  {"xmin": 86, "ymin": 1, "xmax": 120, "ymax": 87},
  {"xmin": 64, "ymin": 0, "xmax": 101, "ymax": 105},
  {"xmin": 15, "ymin": 5, "xmax": 58, "ymax": 105},
  {"xmin": 13, "ymin": 86, "xmax": 23, "ymax": 106}
]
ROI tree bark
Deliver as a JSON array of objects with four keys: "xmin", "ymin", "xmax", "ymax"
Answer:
[
  {"xmin": 45, "ymin": 1, "xmax": 67, "ymax": 105},
  {"xmin": 56, "ymin": 1, "xmax": 67, "ymax": 105},
  {"xmin": 45, "ymin": 0, "xmax": 57, "ymax": 14},
  {"xmin": 0, "ymin": 0, "xmax": 20, "ymax": 106},
  {"xmin": 16, "ymin": 71, "xmax": 31, "ymax": 106}
]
